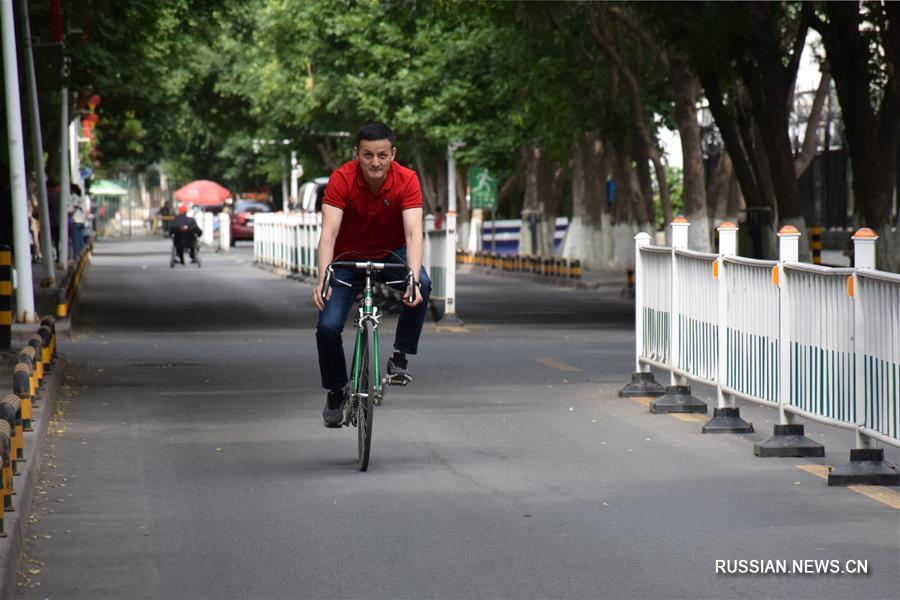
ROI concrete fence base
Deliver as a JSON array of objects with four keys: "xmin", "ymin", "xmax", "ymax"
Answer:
[
  {"xmin": 618, "ymin": 371, "xmax": 666, "ymax": 398},
  {"xmin": 827, "ymin": 448, "xmax": 900, "ymax": 486},
  {"xmin": 702, "ymin": 407, "xmax": 754, "ymax": 434},
  {"xmin": 753, "ymin": 424, "xmax": 825, "ymax": 457},
  {"xmin": 649, "ymin": 385, "xmax": 708, "ymax": 414}
]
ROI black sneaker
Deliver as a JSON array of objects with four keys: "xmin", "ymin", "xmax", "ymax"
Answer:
[
  {"xmin": 385, "ymin": 352, "xmax": 412, "ymax": 386},
  {"xmin": 322, "ymin": 386, "xmax": 347, "ymax": 428}
]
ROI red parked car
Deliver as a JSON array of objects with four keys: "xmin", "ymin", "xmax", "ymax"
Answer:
[{"xmin": 230, "ymin": 199, "xmax": 271, "ymax": 245}]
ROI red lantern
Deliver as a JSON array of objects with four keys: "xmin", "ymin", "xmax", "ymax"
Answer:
[{"xmin": 87, "ymin": 95, "xmax": 101, "ymax": 112}]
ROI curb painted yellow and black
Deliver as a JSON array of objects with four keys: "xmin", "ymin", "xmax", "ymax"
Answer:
[
  {"xmin": 0, "ymin": 246, "xmax": 11, "ymax": 349},
  {"xmin": 0, "ymin": 317, "xmax": 64, "ymax": 598},
  {"xmin": 457, "ymin": 250, "xmax": 583, "ymax": 281},
  {"xmin": 56, "ymin": 241, "xmax": 93, "ymax": 319}
]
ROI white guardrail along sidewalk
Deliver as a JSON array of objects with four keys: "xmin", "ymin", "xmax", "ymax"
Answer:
[
  {"xmin": 634, "ymin": 220, "xmax": 898, "ymax": 450},
  {"xmin": 254, "ymin": 212, "xmax": 323, "ymax": 277},
  {"xmin": 253, "ymin": 212, "xmax": 453, "ymax": 310}
]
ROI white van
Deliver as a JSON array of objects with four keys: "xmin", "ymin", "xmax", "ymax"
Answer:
[{"xmin": 296, "ymin": 177, "xmax": 329, "ymax": 212}]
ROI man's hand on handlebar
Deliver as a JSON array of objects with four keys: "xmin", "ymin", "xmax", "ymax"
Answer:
[
  {"xmin": 312, "ymin": 279, "xmax": 331, "ymax": 311},
  {"xmin": 403, "ymin": 278, "xmax": 423, "ymax": 308}
]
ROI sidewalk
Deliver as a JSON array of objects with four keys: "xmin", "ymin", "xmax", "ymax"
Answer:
[
  {"xmin": 0, "ymin": 259, "xmax": 69, "ymax": 599},
  {"xmin": 458, "ymin": 263, "xmax": 633, "ymax": 294},
  {"xmin": 8, "ymin": 262, "xmax": 77, "ymax": 347}
]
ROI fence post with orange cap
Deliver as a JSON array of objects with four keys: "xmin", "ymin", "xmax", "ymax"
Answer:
[
  {"xmin": 703, "ymin": 221, "xmax": 753, "ymax": 434},
  {"xmin": 754, "ymin": 225, "xmax": 824, "ymax": 457},
  {"xmin": 619, "ymin": 231, "xmax": 666, "ymax": 400},
  {"xmin": 828, "ymin": 227, "xmax": 899, "ymax": 485},
  {"xmin": 650, "ymin": 217, "xmax": 708, "ymax": 415}
]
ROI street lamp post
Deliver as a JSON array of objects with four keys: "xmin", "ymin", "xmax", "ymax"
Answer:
[
  {"xmin": 19, "ymin": 0, "xmax": 54, "ymax": 286},
  {"xmin": 252, "ymin": 138, "xmax": 297, "ymax": 211},
  {"xmin": 1, "ymin": 0, "xmax": 35, "ymax": 320}
]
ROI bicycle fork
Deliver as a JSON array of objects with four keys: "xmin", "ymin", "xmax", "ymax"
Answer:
[{"xmin": 346, "ymin": 292, "xmax": 384, "ymax": 427}]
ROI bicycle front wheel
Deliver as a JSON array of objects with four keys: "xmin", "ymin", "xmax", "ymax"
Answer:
[{"xmin": 357, "ymin": 323, "xmax": 375, "ymax": 471}]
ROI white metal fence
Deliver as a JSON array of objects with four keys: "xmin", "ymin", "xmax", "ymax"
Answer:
[
  {"xmin": 253, "ymin": 212, "xmax": 321, "ymax": 276},
  {"xmin": 253, "ymin": 212, "xmax": 454, "ymax": 313},
  {"xmin": 424, "ymin": 215, "xmax": 447, "ymax": 301},
  {"xmin": 634, "ymin": 221, "xmax": 899, "ymax": 450}
]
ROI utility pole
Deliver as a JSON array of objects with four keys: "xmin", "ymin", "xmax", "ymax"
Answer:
[
  {"xmin": 1, "ymin": 0, "xmax": 36, "ymax": 320},
  {"xmin": 290, "ymin": 150, "xmax": 301, "ymax": 210},
  {"xmin": 19, "ymin": 0, "xmax": 54, "ymax": 285},
  {"xmin": 59, "ymin": 68, "xmax": 70, "ymax": 268},
  {"xmin": 443, "ymin": 141, "xmax": 465, "ymax": 324}
]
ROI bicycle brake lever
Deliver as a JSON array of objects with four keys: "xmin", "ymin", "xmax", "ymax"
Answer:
[
  {"xmin": 321, "ymin": 271, "xmax": 331, "ymax": 301},
  {"xmin": 405, "ymin": 271, "xmax": 415, "ymax": 303}
]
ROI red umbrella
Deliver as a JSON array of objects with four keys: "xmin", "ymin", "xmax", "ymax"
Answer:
[{"xmin": 174, "ymin": 180, "xmax": 232, "ymax": 206}]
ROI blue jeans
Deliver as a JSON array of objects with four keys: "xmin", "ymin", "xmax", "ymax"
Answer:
[
  {"xmin": 71, "ymin": 223, "xmax": 85, "ymax": 256},
  {"xmin": 316, "ymin": 246, "xmax": 431, "ymax": 391}
]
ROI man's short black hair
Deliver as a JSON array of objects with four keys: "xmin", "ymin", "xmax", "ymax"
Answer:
[{"xmin": 355, "ymin": 122, "xmax": 395, "ymax": 146}]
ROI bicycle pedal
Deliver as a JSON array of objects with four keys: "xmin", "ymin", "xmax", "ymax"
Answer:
[{"xmin": 385, "ymin": 374, "xmax": 412, "ymax": 387}]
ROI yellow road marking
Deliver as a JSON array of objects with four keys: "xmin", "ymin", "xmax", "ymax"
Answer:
[
  {"xmin": 535, "ymin": 357, "xmax": 582, "ymax": 372},
  {"xmin": 437, "ymin": 326, "xmax": 469, "ymax": 333},
  {"xmin": 796, "ymin": 464, "xmax": 830, "ymax": 479},
  {"xmin": 628, "ymin": 396, "xmax": 653, "ymax": 407},
  {"xmin": 796, "ymin": 465, "xmax": 900, "ymax": 509},
  {"xmin": 671, "ymin": 413, "xmax": 708, "ymax": 422},
  {"xmin": 848, "ymin": 486, "xmax": 900, "ymax": 510}
]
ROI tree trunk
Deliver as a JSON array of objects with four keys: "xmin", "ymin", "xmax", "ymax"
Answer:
[
  {"xmin": 562, "ymin": 132, "xmax": 613, "ymax": 269},
  {"xmin": 795, "ymin": 72, "xmax": 831, "ymax": 177},
  {"xmin": 519, "ymin": 146, "xmax": 542, "ymax": 256},
  {"xmin": 415, "ymin": 153, "xmax": 438, "ymax": 216},
  {"xmin": 608, "ymin": 142, "xmax": 652, "ymax": 270},
  {"xmin": 808, "ymin": 2, "xmax": 900, "ymax": 271},
  {"xmin": 589, "ymin": 8, "xmax": 668, "ymax": 235},
  {"xmin": 671, "ymin": 63, "xmax": 710, "ymax": 250},
  {"xmin": 736, "ymin": 3, "xmax": 808, "ymax": 258},
  {"xmin": 700, "ymin": 73, "xmax": 767, "ymax": 216},
  {"xmin": 709, "ymin": 153, "xmax": 746, "ymax": 226}
]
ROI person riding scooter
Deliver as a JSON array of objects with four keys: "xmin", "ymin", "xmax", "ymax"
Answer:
[{"xmin": 170, "ymin": 205, "xmax": 203, "ymax": 264}]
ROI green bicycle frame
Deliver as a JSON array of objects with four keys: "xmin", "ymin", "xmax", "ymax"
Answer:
[{"xmin": 349, "ymin": 271, "xmax": 382, "ymax": 402}]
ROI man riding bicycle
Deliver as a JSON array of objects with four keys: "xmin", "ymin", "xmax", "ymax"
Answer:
[
  {"xmin": 313, "ymin": 122, "xmax": 431, "ymax": 427},
  {"xmin": 170, "ymin": 205, "xmax": 202, "ymax": 264}
]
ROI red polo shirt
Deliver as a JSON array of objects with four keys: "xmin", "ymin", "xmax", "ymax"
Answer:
[{"xmin": 323, "ymin": 159, "xmax": 422, "ymax": 259}]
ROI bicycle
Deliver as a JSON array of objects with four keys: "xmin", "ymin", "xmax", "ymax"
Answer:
[{"xmin": 321, "ymin": 259, "xmax": 415, "ymax": 471}]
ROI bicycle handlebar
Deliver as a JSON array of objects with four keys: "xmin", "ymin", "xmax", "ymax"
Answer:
[{"xmin": 321, "ymin": 261, "xmax": 416, "ymax": 304}]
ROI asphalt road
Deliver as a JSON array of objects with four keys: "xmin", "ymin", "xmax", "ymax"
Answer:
[{"xmin": 16, "ymin": 236, "xmax": 900, "ymax": 600}]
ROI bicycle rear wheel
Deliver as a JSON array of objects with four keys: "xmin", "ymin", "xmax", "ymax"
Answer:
[{"xmin": 357, "ymin": 323, "xmax": 374, "ymax": 471}]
